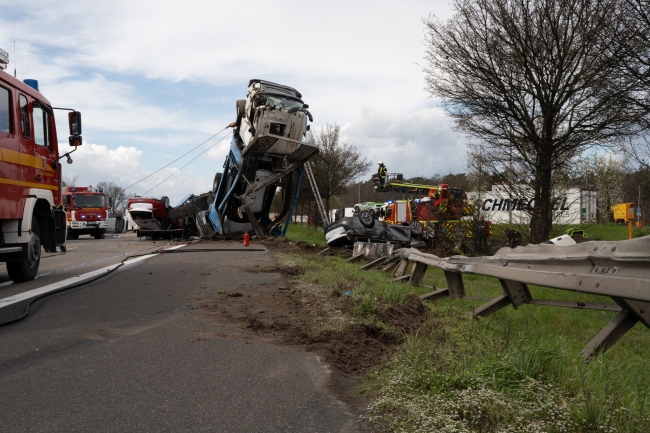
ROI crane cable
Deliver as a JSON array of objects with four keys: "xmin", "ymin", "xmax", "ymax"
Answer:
[
  {"xmin": 124, "ymin": 126, "xmax": 231, "ymax": 191},
  {"xmin": 141, "ymin": 131, "xmax": 233, "ymax": 196}
]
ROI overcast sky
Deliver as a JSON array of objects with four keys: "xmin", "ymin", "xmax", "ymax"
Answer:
[{"xmin": 1, "ymin": 0, "xmax": 466, "ymax": 204}]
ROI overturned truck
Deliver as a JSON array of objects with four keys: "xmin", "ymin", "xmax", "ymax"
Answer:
[{"xmin": 208, "ymin": 80, "xmax": 318, "ymax": 238}]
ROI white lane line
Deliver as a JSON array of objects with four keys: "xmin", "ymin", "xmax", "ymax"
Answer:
[
  {"xmin": 0, "ymin": 244, "xmax": 186, "ymax": 309},
  {"xmin": 0, "ymin": 244, "xmax": 168, "ymax": 288}
]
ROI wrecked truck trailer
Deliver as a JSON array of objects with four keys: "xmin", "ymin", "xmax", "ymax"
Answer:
[{"xmin": 208, "ymin": 80, "xmax": 318, "ymax": 238}]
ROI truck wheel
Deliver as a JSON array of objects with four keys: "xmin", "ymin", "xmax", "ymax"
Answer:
[
  {"xmin": 94, "ymin": 230, "xmax": 105, "ymax": 240},
  {"xmin": 410, "ymin": 221, "xmax": 423, "ymax": 237},
  {"xmin": 359, "ymin": 211, "xmax": 375, "ymax": 228},
  {"xmin": 6, "ymin": 216, "xmax": 41, "ymax": 283},
  {"xmin": 213, "ymin": 172, "xmax": 222, "ymax": 194},
  {"xmin": 161, "ymin": 196, "xmax": 170, "ymax": 208}
]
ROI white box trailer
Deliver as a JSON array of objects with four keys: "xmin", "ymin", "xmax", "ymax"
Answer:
[{"xmin": 468, "ymin": 185, "xmax": 596, "ymax": 225}]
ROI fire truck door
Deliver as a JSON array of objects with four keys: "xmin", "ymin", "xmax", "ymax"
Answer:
[
  {"xmin": 0, "ymin": 84, "xmax": 20, "ymax": 218},
  {"xmin": 397, "ymin": 202, "xmax": 407, "ymax": 222},
  {"xmin": 31, "ymin": 103, "xmax": 58, "ymax": 201}
]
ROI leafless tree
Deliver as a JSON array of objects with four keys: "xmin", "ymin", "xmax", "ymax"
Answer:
[
  {"xmin": 423, "ymin": 0, "xmax": 645, "ymax": 242},
  {"xmin": 61, "ymin": 174, "xmax": 79, "ymax": 187},
  {"xmin": 306, "ymin": 123, "xmax": 371, "ymax": 218},
  {"xmin": 97, "ymin": 181, "xmax": 128, "ymax": 216},
  {"xmin": 617, "ymin": 0, "xmax": 650, "ymax": 168}
]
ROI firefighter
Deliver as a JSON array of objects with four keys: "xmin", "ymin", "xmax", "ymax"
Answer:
[
  {"xmin": 505, "ymin": 228, "xmax": 522, "ymax": 248},
  {"xmin": 377, "ymin": 161, "xmax": 387, "ymax": 186},
  {"xmin": 56, "ymin": 203, "xmax": 67, "ymax": 253}
]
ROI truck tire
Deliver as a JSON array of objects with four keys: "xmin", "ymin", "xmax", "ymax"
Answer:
[
  {"xmin": 213, "ymin": 172, "xmax": 222, "ymax": 194},
  {"xmin": 235, "ymin": 99, "xmax": 246, "ymax": 127},
  {"xmin": 359, "ymin": 211, "xmax": 375, "ymax": 228},
  {"xmin": 161, "ymin": 196, "xmax": 170, "ymax": 208},
  {"xmin": 6, "ymin": 216, "xmax": 41, "ymax": 283},
  {"xmin": 410, "ymin": 221, "xmax": 423, "ymax": 237},
  {"xmin": 94, "ymin": 230, "xmax": 105, "ymax": 239}
]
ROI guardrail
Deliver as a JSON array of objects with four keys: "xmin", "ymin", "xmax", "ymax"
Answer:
[{"xmin": 350, "ymin": 236, "xmax": 650, "ymax": 360}]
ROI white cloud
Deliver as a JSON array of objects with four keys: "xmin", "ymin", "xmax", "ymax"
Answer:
[
  {"xmin": 342, "ymin": 106, "xmax": 467, "ymax": 178},
  {"xmin": 62, "ymin": 142, "xmax": 211, "ymax": 204},
  {"xmin": 2, "ymin": 0, "xmax": 467, "ymax": 199}
]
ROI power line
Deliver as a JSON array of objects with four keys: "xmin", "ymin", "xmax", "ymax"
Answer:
[
  {"xmin": 141, "ymin": 131, "xmax": 233, "ymax": 196},
  {"xmin": 124, "ymin": 126, "xmax": 230, "ymax": 191}
]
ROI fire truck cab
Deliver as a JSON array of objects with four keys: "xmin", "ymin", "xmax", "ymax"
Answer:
[
  {"xmin": 0, "ymin": 47, "xmax": 82, "ymax": 282},
  {"xmin": 62, "ymin": 186, "xmax": 109, "ymax": 239}
]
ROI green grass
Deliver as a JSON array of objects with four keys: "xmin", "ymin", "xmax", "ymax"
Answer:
[
  {"xmin": 285, "ymin": 223, "xmax": 327, "ymax": 246},
  {"xmin": 489, "ymin": 222, "xmax": 650, "ymax": 245},
  {"xmin": 277, "ymin": 247, "xmax": 650, "ymax": 432}
]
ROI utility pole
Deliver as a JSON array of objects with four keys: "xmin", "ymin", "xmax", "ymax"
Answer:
[{"xmin": 358, "ymin": 176, "xmax": 360, "ymax": 203}]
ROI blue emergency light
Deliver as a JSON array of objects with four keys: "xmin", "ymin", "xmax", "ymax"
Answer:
[
  {"xmin": 71, "ymin": 187, "xmax": 76, "ymax": 192},
  {"xmin": 99, "ymin": 188, "xmax": 104, "ymax": 192},
  {"xmin": 23, "ymin": 79, "xmax": 39, "ymax": 91}
]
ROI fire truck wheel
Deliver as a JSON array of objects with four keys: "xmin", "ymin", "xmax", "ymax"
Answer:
[
  {"xmin": 6, "ymin": 217, "xmax": 41, "ymax": 283},
  {"xmin": 94, "ymin": 230, "xmax": 105, "ymax": 240},
  {"xmin": 410, "ymin": 221, "xmax": 424, "ymax": 237},
  {"xmin": 359, "ymin": 211, "xmax": 375, "ymax": 228}
]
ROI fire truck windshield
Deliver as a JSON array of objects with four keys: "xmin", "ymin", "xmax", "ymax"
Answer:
[{"xmin": 72, "ymin": 194, "xmax": 106, "ymax": 208}]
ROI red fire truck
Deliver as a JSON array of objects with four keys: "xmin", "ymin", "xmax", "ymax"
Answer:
[
  {"xmin": 62, "ymin": 186, "xmax": 109, "ymax": 239},
  {"xmin": 0, "ymin": 47, "xmax": 82, "ymax": 282}
]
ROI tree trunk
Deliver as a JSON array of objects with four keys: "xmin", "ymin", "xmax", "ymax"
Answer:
[{"xmin": 530, "ymin": 155, "xmax": 554, "ymax": 243}]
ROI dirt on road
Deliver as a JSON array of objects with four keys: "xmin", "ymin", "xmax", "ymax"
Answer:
[{"xmin": 190, "ymin": 238, "xmax": 430, "ymax": 419}]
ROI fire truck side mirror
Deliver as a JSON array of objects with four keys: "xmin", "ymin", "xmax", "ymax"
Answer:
[{"xmin": 68, "ymin": 111, "xmax": 82, "ymax": 146}]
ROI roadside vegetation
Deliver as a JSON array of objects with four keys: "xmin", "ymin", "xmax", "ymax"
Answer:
[{"xmin": 283, "ymin": 224, "xmax": 650, "ymax": 432}]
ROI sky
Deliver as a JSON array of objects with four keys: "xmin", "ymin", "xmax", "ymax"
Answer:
[{"xmin": 1, "ymin": 0, "xmax": 466, "ymax": 204}]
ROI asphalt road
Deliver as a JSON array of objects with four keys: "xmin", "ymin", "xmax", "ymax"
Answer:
[
  {"xmin": 0, "ymin": 232, "xmax": 161, "ymax": 299},
  {"xmin": 0, "ymin": 240, "xmax": 361, "ymax": 432}
]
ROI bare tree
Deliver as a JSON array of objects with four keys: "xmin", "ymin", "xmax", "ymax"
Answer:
[
  {"xmin": 97, "ymin": 181, "xmax": 128, "ymax": 216},
  {"xmin": 61, "ymin": 174, "xmax": 79, "ymax": 187},
  {"xmin": 423, "ymin": 0, "xmax": 645, "ymax": 242},
  {"xmin": 591, "ymin": 154, "xmax": 625, "ymax": 222},
  {"xmin": 617, "ymin": 0, "xmax": 650, "ymax": 168},
  {"xmin": 306, "ymin": 123, "xmax": 371, "ymax": 218}
]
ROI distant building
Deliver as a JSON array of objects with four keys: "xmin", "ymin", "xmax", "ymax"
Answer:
[{"xmin": 468, "ymin": 185, "xmax": 597, "ymax": 225}]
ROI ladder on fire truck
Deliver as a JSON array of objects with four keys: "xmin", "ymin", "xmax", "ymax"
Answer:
[{"xmin": 303, "ymin": 161, "xmax": 330, "ymax": 227}]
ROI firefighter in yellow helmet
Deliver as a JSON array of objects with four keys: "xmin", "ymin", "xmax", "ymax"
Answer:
[{"xmin": 377, "ymin": 161, "xmax": 387, "ymax": 186}]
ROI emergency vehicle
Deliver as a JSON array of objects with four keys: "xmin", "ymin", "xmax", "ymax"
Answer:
[
  {"xmin": 372, "ymin": 174, "xmax": 475, "ymax": 218},
  {"xmin": 382, "ymin": 199, "xmax": 488, "ymax": 240},
  {"xmin": 62, "ymin": 186, "xmax": 109, "ymax": 239},
  {"xmin": 0, "ymin": 47, "xmax": 82, "ymax": 282}
]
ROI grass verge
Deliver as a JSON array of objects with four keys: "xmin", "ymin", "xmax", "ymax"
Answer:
[{"xmin": 283, "ymin": 225, "xmax": 650, "ymax": 432}]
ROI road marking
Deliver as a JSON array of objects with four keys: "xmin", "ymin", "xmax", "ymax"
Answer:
[
  {"xmin": 0, "ymin": 244, "xmax": 186, "ymax": 311},
  {"xmin": 0, "ymin": 244, "xmax": 169, "ymax": 288}
]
